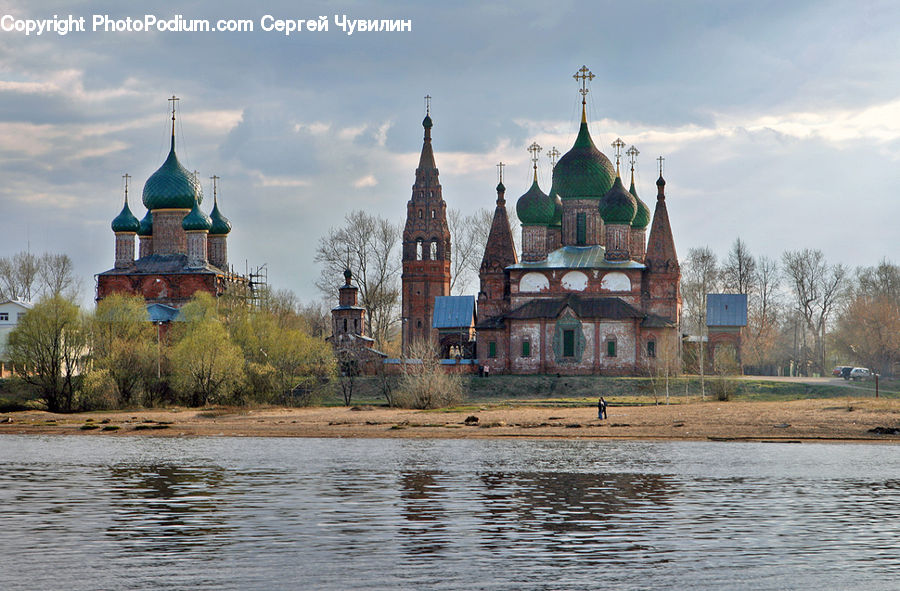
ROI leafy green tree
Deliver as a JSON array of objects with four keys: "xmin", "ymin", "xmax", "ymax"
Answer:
[
  {"xmin": 91, "ymin": 293, "xmax": 156, "ymax": 405},
  {"xmin": 7, "ymin": 295, "xmax": 87, "ymax": 412},
  {"xmin": 171, "ymin": 318, "xmax": 244, "ymax": 406}
]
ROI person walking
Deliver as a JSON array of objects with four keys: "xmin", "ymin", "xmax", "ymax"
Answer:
[{"xmin": 598, "ymin": 396, "xmax": 608, "ymax": 420}]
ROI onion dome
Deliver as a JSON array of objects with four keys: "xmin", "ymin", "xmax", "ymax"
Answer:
[
  {"xmin": 343, "ymin": 268, "xmax": 353, "ymax": 285},
  {"xmin": 516, "ymin": 178, "xmax": 554, "ymax": 226},
  {"xmin": 496, "ymin": 181, "xmax": 505, "ymax": 193},
  {"xmin": 142, "ymin": 135, "xmax": 203, "ymax": 211},
  {"xmin": 182, "ymin": 199, "xmax": 211, "ymax": 231},
  {"xmin": 629, "ymin": 176, "xmax": 651, "ymax": 230},
  {"xmin": 553, "ymin": 108, "xmax": 616, "ymax": 200},
  {"xmin": 111, "ymin": 199, "xmax": 140, "ymax": 233},
  {"xmin": 209, "ymin": 198, "xmax": 232, "ymax": 235},
  {"xmin": 599, "ymin": 175, "xmax": 637, "ymax": 224},
  {"xmin": 137, "ymin": 210, "xmax": 153, "ymax": 236},
  {"xmin": 423, "ymin": 114, "xmax": 433, "ymax": 129}
]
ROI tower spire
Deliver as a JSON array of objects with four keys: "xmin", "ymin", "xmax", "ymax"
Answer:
[
  {"xmin": 527, "ymin": 142, "xmax": 542, "ymax": 182},
  {"xmin": 627, "ymin": 145, "xmax": 639, "ymax": 187},
  {"xmin": 573, "ymin": 65, "xmax": 594, "ymax": 122}
]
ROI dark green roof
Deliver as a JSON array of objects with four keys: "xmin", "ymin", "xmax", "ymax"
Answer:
[
  {"xmin": 553, "ymin": 119, "xmax": 615, "ymax": 200},
  {"xmin": 209, "ymin": 199, "xmax": 232, "ymax": 235},
  {"xmin": 515, "ymin": 178, "xmax": 554, "ymax": 226},
  {"xmin": 422, "ymin": 114, "xmax": 433, "ymax": 129},
  {"xmin": 599, "ymin": 175, "xmax": 637, "ymax": 224},
  {"xmin": 549, "ymin": 193, "xmax": 563, "ymax": 227},
  {"xmin": 142, "ymin": 137, "xmax": 202, "ymax": 211},
  {"xmin": 182, "ymin": 200, "xmax": 211, "ymax": 231},
  {"xmin": 111, "ymin": 200, "xmax": 140, "ymax": 233},
  {"xmin": 137, "ymin": 210, "xmax": 152, "ymax": 236},
  {"xmin": 629, "ymin": 179, "xmax": 651, "ymax": 229}
]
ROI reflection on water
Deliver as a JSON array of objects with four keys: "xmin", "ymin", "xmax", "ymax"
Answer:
[{"xmin": 2, "ymin": 436, "xmax": 900, "ymax": 591}]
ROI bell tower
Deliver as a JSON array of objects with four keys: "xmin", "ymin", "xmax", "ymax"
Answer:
[{"xmin": 401, "ymin": 96, "xmax": 451, "ymax": 355}]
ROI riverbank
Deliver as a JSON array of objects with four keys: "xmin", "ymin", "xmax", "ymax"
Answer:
[{"xmin": 3, "ymin": 398, "xmax": 900, "ymax": 441}]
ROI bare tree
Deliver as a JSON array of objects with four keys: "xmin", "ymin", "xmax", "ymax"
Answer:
[
  {"xmin": 39, "ymin": 253, "xmax": 81, "ymax": 299},
  {"xmin": 781, "ymin": 249, "xmax": 847, "ymax": 375},
  {"xmin": 721, "ymin": 237, "xmax": 757, "ymax": 295},
  {"xmin": 681, "ymin": 247, "xmax": 719, "ymax": 399},
  {"xmin": 0, "ymin": 252, "xmax": 40, "ymax": 301},
  {"xmin": 744, "ymin": 255, "xmax": 781, "ymax": 371},
  {"xmin": 315, "ymin": 210, "xmax": 401, "ymax": 348},
  {"xmin": 447, "ymin": 208, "xmax": 482, "ymax": 295}
]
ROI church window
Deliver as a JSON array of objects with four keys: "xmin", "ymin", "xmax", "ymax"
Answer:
[
  {"xmin": 416, "ymin": 240, "xmax": 423, "ymax": 260},
  {"xmin": 563, "ymin": 330, "xmax": 575, "ymax": 357},
  {"xmin": 354, "ymin": 319, "xmax": 359, "ymax": 331},
  {"xmin": 488, "ymin": 341, "xmax": 497, "ymax": 358},
  {"xmin": 647, "ymin": 340, "xmax": 656, "ymax": 358},
  {"xmin": 522, "ymin": 340, "xmax": 531, "ymax": 358},
  {"xmin": 430, "ymin": 241, "xmax": 437, "ymax": 260},
  {"xmin": 607, "ymin": 339, "xmax": 617, "ymax": 358},
  {"xmin": 417, "ymin": 319, "xmax": 422, "ymax": 328},
  {"xmin": 576, "ymin": 213, "xmax": 586, "ymax": 245},
  {"xmin": 418, "ymin": 209, "xmax": 423, "ymax": 219},
  {"xmin": 429, "ymin": 191, "xmax": 433, "ymax": 198},
  {"xmin": 343, "ymin": 319, "xmax": 347, "ymax": 332},
  {"xmin": 431, "ymin": 209, "xmax": 435, "ymax": 219}
]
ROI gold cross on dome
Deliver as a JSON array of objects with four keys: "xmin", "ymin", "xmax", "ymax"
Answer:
[
  {"xmin": 547, "ymin": 146, "xmax": 560, "ymax": 167},
  {"xmin": 496, "ymin": 162, "xmax": 505, "ymax": 184},
  {"xmin": 611, "ymin": 138, "xmax": 626, "ymax": 173},
  {"xmin": 527, "ymin": 142, "xmax": 542, "ymax": 167},
  {"xmin": 573, "ymin": 65, "xmax": 594, "ymax": 102},
  {"xmin": 424, "ymin": 94, "xmax": 431, "ymax": 116},
  {"xmin": 626, "ymin": 145, "xmax": 640, "ymax": 171}
]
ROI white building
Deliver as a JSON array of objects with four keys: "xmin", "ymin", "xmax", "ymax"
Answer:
[{"xmin": 0, "ymin": 300, "xmax": 33, "ymax": 377}]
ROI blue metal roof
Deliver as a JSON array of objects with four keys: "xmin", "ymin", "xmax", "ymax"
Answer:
[
  {"xmin": 706, "ymin": 294, "xmax": 748, "ymax": 327},
  {"xmin": 146, "ymin": 303, "xmax": 181, "ymax": 323},
  {"xmin": 432, "ymin": 295, "xmax": 475, "ymax": 329}
]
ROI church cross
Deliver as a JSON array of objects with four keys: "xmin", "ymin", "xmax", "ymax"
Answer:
[
  {"xmin": 657, "ymin": 155, "xmax": 665, "ymax": 176},
  {"xmin": 496, "ymin": 162, "xmax": 505, "ymax": 184},
  {"xmin": 424, "ymin": 94, "xmax": 431, "ymax": 116},
  {"xmin": 122, "ymin": 173, "xmax": 131, "ymax": 202},
  {"xmin": 573, "ymin": 65, "xmax": 594, "ymax": 103},
  {"xmin": 626, "ymin": 145, "xmax": 640, "ymax": 172},
  {"xmin": 210, "ymin": 175, "xmax": 220, "ymax": 202},
  {"xmin": 527, "ymin": 141, "xmax": 542, "ymax": 171},
  {"xmin": 547, "ymin": 146, "xmax": 560, "ymax": 168},
  {"xmin": 168, "ymin": 95, "xmax": 179, "ymax": 135},
  {"xmin": 611, "ymin": 137, "xmax": 626, "ymax": 174}
]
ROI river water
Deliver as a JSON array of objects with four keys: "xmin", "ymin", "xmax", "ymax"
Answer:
[{"xmin": 1, "ymin": 435, "xmax": 898, "ymax": 590}]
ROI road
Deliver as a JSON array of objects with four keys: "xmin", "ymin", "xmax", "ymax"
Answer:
[{"xmin": 739, "ymin": 374, "xmax": 897, "ymax": 395}]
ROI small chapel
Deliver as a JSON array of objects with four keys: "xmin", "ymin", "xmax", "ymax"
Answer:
[
  {"xmin": 97, "ymin": 97, "xmax": 245, "ymax": 308},
  {"xmin": 390, "ymin": 67, "xmax": 682, "ymax": 375}
]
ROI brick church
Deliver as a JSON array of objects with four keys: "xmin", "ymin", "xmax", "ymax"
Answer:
[
  {"xmin": 97, "ymin": 98, "xmax": 244, "ymax": 308},
  {"xmin": 396, "ymin": 68, "xmax": 681, "ymax": 375}
]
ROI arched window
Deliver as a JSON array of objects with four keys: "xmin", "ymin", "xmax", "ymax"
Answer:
[
  {"xmin": 431, "ymin": 209, "xmax": 436, "ymax": 219},
  {"xmin": 343, "ymin": 319, "xmax": 347, "ymax": 332},
  {"xmin": 430, "ymin": 241, "xmax": 437, "ymax": 260},
  {"xmin": 576, "ymin": 213, "xmax": 586, "ymax": 245},
  {"xmin": 416, "ymin": 240, "xmax": 423, "ymax": 260},
  {"xmin": 647, "ymin": 340, "xmax": 656, "ymax": 358},
  {"xmin": 418, "ymin": 209, "xmax": 423, "ymax": 219}
]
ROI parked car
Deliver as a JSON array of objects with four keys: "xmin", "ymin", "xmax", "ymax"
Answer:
[
  {"xmin": 849, "ymin": 367, "xmax": 873, "ymax": 381},
  {"xmin": 833, "ymin": 366, "xmax": 852, "ymax": 377}
]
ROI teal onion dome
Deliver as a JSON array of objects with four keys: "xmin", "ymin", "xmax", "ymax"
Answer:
[
  {"xmin": 599, "ymin": 176, "xmax": 637, "ymax": 225},
  {"xmin": 142, "ymin": 137, "xmax": 203, "ymax": 210},
  {"xmin": 553, "ymin": 114, "xmax": 616, "ymax": 200},
  {"xmin": 209, "ymin": 199, "xmax": 232, "ymax": 235},
  {"xmin": 423, "ymin": 114, "xmax": 433, "ymax": 129},
  {"xmin": 629, "ymin": 179, "xmax": 651, "ymax": 229},
  {"xmin": 182, "ymin": 200, "xmax": 211, "ymax": 231},
  {"xmin": 137, "ymin": 210, "xmax": 153, "ymax": 236},
  {"xmin": 516, "ymin": 178, "xmax": 554, "ymax": 226},
  {"xmin": 496, "ymin": 182, "xmax": 505, "ymax": 193},
  {"xmin": 111, "ymin": 200, "xmax": 140, "ymax": 233}
]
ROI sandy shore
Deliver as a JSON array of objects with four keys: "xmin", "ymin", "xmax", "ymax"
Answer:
[{"xmin": 3, "ymin": 398, "xmax": 900, "ymax": 442}]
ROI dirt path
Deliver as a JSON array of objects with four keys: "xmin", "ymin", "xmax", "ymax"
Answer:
[{"xmin": 3, "ymin": 399, "xmax": 900, "ymax": 442}]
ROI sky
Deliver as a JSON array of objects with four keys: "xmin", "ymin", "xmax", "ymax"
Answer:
[{"xmin": 0, "ymin": 0, "xmax": 898, "ymax": 306}]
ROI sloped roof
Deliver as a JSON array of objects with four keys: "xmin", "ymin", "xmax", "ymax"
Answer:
[
  {"xmin": 505, "ymin": 294, "xmax": 645, "ymax": 321},
  {"xmin": 707, "ymin": 293, "xmax": 748, "ymax": 327},
  {"xmin": 432, "ymin": 295, "xmax": 475, "ymax": 328},
  {"xmin": 146, "ymin": 303, "xmax": 181, "ymax": 323},
  {"xmin": 509, "ymin": 245, "xmax": 645, "ymax": 270}
]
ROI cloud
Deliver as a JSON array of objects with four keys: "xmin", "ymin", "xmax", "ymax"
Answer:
[{"xmin": 352, "ymin": 175, "xmax": 377, "ymax": 188}]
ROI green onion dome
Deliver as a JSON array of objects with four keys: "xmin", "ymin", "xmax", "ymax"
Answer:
[
  {"xmin": 423, "ymin": 114, "xmax": 433, "ymax": 129},
  {"xmin": 598, "ymin": 175, "xmax": 637, "ymax": 225},
  {"xmin": 111, "ymin": 200, "xmax": 140, "ymax": 233},
  {"xmin": 182, "ymin": 199, "xmax": 211, "ymax": 231},
  {"xmin": 142, "ymin": 137, "xmax": 203, "ymax": 211},
  {"xmin": 496, "ymin": 181, "xmax": 505, "ymax": 193},
  {"xmin": 516, "ymin": 178, "xmax": 555, "ymax": 226},
  {"xmin": 209, "ymin": 199, "xmax": 232, "ymax": 235},
  {"xmin": 137, "ymin": 210, "xmax": 152, "ymax": 236},
  {"xmin": 629, "ymin": 178, "xmax": 651, "ymax": 229},
  {"xmin": 553, "ymin": 112, "xmax": 616, "ymax": 201}
]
